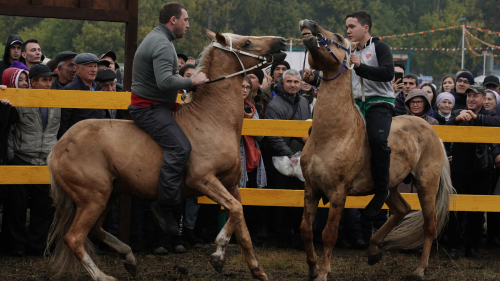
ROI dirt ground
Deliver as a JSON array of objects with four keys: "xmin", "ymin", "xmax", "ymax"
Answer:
[{"xmin": 1, "ymin": 241, "xmax": 499, "ymax": 281}]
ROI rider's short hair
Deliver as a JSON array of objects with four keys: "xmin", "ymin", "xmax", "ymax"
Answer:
[
  {"xmin": 282, "ymin": 69, "xmax": 300, "ymax": 82},
  {"xmin": 346, "ymin": 10, "xmax": 372, "ymax": 33},
  {"xmin": 159, "ymin": 2, "xmax": 187, "ymax": 24}
]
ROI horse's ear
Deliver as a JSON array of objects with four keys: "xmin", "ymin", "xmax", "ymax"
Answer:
[
  {"xmin": 206, "ymin": 29, "xmax": 216, "ymax": 41},
  {"xmin": 215, "ymin": 32, "xmax": 227, "ymax": 46}
]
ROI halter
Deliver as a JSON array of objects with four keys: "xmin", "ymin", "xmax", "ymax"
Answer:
[
  {"xmin": 317, "ymin": 34, "xmax": 355, "ymax": 81},
  {"xmin": 206, "ymin": 35, "xmax": 273, "ymax": 84}
]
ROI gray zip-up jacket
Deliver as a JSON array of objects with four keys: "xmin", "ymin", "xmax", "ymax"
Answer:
[
  {"xmin": 8, "ymin": 107, "xmax": 61, "ymax": 165},
  {"xmin": 131, "ymin": 23, "xmax": 192, "ymax": 104},
  {"xmin": 351, "ymin": 37, "xmax": 395, "ymax": 101}
]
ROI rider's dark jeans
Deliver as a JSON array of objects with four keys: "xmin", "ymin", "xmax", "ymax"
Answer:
[
  {"xmin": 129, "ymin": 104, "xmax": 191, "ymax": 206},
  {"xmin": 364, "ymin": 103, "xmax": 394, "ymax": 191}
]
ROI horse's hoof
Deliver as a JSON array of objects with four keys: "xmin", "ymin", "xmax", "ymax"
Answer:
[
  {"xmin": 124, "ymin": 262, "xmax": 137, "ymax": 277},
  {"xmin": 368, "ymin": 252, "xmax": 383, "ymax": 265},
  {"xmin": 210, "ymin": 252, "xmax": 226, "ymax": 273},
  {"xmin": 308, "ymin": 265, "xmax": 319, "ymax": 280},
  {"xmin": 250, "ymin": 266, "xmax": 268, "ymax": 280}
]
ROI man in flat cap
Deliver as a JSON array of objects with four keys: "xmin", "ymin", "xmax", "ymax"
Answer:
[
  {"xmin": 51, "ymin": 51, "xmax": 78, "ymax": 90},
  {"xmin": 445, "ymin": 85, "xmax": 500, "ymax": 259},
  {"xmin": 58, "ymin": 53, "xmax": 106, "ymax": 139},
  {"xmin": 3, "ymin": 63, "xmax": 59, "ymax": 257}
]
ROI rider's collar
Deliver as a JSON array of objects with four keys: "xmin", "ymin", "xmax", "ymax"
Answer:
[{"xmin": 355, "ymin": 37, "xmax": 374, "ymax": 51}]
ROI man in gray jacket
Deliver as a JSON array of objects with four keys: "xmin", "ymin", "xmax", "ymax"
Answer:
[
  {"xmin": 266, "ymin": 69, "xmax": 311, "ymax": 248},
  {"xmin": 128, "ymin": 2, "xmax": 208, "ymax": 236},
  {"xmin": 5, "ymin": 64, "xmax": 59, "ymax": 257}
]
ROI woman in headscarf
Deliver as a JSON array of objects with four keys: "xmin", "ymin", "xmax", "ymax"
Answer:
[{"xmin": 434, "ymin": 92, "xmax": 456, "ymax": 125}]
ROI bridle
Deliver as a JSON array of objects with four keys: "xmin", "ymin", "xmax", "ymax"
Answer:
[
  {"xmin": 206, "ymin": 35, "xmax": 275, "ymax": 84},
  {"xmin": 302, "ymin": 33, "xmax": 355, "ymax": 82}
]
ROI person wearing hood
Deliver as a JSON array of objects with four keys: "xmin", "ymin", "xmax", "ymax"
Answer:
[
  {"xmin": 0, "ymin": 35, "xmax": 23, "ymax": 77},
  {"xmin": 404, "ymin": 89, "xmax": 438, "ymax": 125},
  {"xmin": 452, "ymin": 71, "xmax": 474, "ymax": 110},
  {"xmin": 265, "ymin": 69, "xmax": 311, "ymax": 248}
]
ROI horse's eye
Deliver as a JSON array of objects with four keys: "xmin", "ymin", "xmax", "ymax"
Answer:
[{"xmin": 245, "ymin": 40, "xmax": 251, "ymax": 46}]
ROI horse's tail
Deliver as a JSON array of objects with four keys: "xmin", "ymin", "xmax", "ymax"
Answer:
[
  {"xmin": 385, "ymin": 141, "xmax": 455, "ymax": 249},
  {"xmin": 45, "ymin": 152, "xmax": 95, "ymax": 278}
]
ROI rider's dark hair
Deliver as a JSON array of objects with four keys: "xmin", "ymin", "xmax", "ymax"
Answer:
[
  {"xmin": 159, "ymin": 2, "xmax": 187, "ymax": 24},
  {"xmin": 346, "ymin": 10, "xmax": 372, "ymax": 33}
]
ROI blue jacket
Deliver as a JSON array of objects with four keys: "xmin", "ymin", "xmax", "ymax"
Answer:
[{"xmin": 57, "ymin": 75, "xmax": 106, "ymax": 139}]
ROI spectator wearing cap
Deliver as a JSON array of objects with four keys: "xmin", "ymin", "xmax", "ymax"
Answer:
[
  {"xmin": 445, "ymin": 85, "xmax": 500, "ymax": 260},
  {"xmin": 58, "ymin": 53, "xmax": 106, "ymax": 139},
  {"xmin": 177, "ymin": 53, "xmax": 188, "ymax": 71},
  {"xmin": 99, "ymin": 50, "xmax": 117, "ymax": 71},
  {"xmin": 3, "ymin": 63, "xmax": 59, "ymax": 257},
  {"xmin": 435, "ymin": 92, "xmax": 455, "ymax": 125},
  {"xmin": 51, "ymin": 51, "xmax": 78, "ymax": 90},
  {"xmin": 0, "ymin": 35, "xmax": 23, "ymax": 77},
  {"xmin": 20, "ymin": 38, "xmax": 41, "ymax": 69},
  {"xmin": 452, "ymin": 71, "xmax": 474, "ymax": 111}
]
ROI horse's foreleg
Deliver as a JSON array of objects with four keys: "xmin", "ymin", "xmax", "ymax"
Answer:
[
  {"xmin": 199, "ymin": 177, "xmax": 245, "ymax": 274},
  {"xmin": 300, "ymin": 183, "xmax": 320, "ymax": 280},
  {"xmin": 229, "ymin": 186, "xmax": 268, "ymax": 281},
  {"xmin": 65, "ymin": 201, "xmax": 116, "ymax": 281},
  {"xmin": 89, "ymin": 194, "xmax": 137, "ymax": 277},
  {"xmin": 412, "ymin": 187, "xmax": 438, "ymax": 280},
  {"xmin": 316, "ymin": 192, "xmax": 346, "ymax": 281},
  {"xmin": 368, "ymin": 189, "xmax": 411, "ymax": 265}
]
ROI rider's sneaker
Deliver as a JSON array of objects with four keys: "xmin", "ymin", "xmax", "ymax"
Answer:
[
  {"xmin": 364, "ymin": 189, "xmax": 389, "ymax": 217},
  {"xmin": 151, "ymin": 201, "xmax": 180, "ymax": 236}
]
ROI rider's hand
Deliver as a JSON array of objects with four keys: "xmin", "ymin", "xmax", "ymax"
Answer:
[
  {"xmin": 190, "ymin": 72, "xmax": 209, "ymax": 86},
  {"xmin": 350, "ymin": 54, "xmax": 361, "ymax": 68},
  {"xmin": 303, "ymin": 68, "xmax": 314, "ymax": 83},
  {"xmin": 0, "ymin": 85, "xmax": 6, "ymax": 90},
  {"xmin": 393, "ymin": 78, "xmax": 403, "ymax": 93},
  {"xmin": 1, "ymin": 99, "xmax": 11, "ymax": 106}
]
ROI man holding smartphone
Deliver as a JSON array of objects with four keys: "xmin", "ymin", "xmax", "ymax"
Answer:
[{"xmin": 304, "ymin": 10, "xmax": 395, "ymax": 216}]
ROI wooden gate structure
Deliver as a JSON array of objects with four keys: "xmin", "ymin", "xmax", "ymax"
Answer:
[{"xmin": 0, "ymin": 0, "xmax": 139, "ymax": 243}]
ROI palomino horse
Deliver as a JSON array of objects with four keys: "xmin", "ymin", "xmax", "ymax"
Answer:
[
  {"xmin": 45, "ymin": 30, "xmax": 287, "ymax": 281},
  {"xmin": 298, "ymin": 20, "xmax": 454, "ymax": 280}
]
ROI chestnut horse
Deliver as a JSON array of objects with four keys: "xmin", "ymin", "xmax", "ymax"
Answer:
[
  {"xmin": 298, "ymin": 20, "xmax": 454, "ymax": 281},
  {"xmin": 45, "ymin": 30, "xmax": 287, "ymax": 281}
]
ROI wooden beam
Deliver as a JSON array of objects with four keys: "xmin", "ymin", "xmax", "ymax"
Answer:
[
  {"xmin": 0, "ymin": 3, "xmax": 130, "ymax": 22},
  {"xmin": 123, "ymin": 0, "xmax": 138, "ymax": 91},
  {"xmin": 197, "ymin": 189, "xmax": 500, "ymax": 212}
]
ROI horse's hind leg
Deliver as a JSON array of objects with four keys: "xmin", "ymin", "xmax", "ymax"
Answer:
[
  {"xmin": 229, "ymin": 187, "xmax": 268, "ymax": 281},
  {"xmin": 65, "ymin": 199, "xmax": 115, "ymax": 281},
  {"xmin": 300, "ymin": 183, "xmax": 320, "ymax": 280},
  {"xmin": 89, "ymin": 193, "xmax": 137, "ymax": 277},
  {"xmin": 316, "ymin": 191, "xmax": 346, "ymax": 281},
  {"xmin": 368, "ymin": 189, "xmax": 411, "ymax": 265},
  {"xmin": 411, "ymin": 179, "xmax": 439, "ymax": 280}
]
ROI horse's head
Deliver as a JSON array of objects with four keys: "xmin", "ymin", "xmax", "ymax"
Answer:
[
  {"xmin": 299, "ymin": 19, "xmax": 356, "ymax": 74},
  {"xmin": 205, "ymin": 30, "xmax": 287, "ymax": 73}
]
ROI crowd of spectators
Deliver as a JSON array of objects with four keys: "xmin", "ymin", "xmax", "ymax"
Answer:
[{"xmin": 0, "ymin": 32, "xmax": 500, "ymax": 261}]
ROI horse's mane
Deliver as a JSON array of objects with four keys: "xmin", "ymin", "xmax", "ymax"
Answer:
[{"xmin": 194, "ymin": 43, "xmax": 214, "ymax": 75}]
